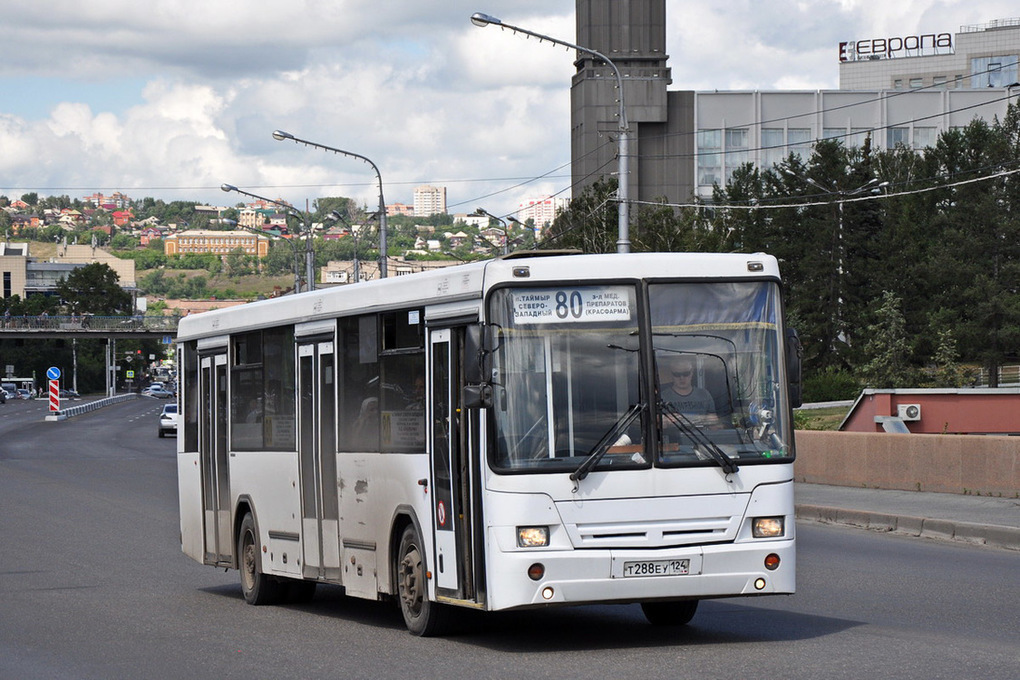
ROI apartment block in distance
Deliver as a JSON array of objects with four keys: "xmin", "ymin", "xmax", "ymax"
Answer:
[{"xmin": 413, "ymin": 185, "xmax": 447, "ymax": 217}]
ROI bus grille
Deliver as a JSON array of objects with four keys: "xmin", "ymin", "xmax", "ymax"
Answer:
[{"xmin": 555, "ymin": 495, "xmax": 748, "ymax": 548}]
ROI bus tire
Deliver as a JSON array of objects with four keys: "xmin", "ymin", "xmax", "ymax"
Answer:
[
  {"xmin": 238, "ymin": 513, "xmax": 285, "ymax": 605},
  {"xmin": 396, "ymin": 524, "xmax": 445, "ymax": 636},
  {"xmin": 641, "ymin": 600, "xmax": 699, "ymax": 626}
]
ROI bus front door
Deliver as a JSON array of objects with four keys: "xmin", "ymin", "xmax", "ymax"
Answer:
[
  {"xmin": 298, "ymin": 340, "xmax": 341, "ymax": 581},
  {"xmin": 428, "ymin": 327, "xmax": 483, "ymax": 604},
  {"xmin": 199, "ymin": 352, "xmax": 231, "ymax": 567}
]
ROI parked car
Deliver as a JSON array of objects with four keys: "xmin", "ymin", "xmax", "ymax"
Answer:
[
  {"xmin": 143, "ymin": 385, "xmax": 173, "ymax": 398},
  {"xmin": 158, "ymin": 403, "xmax": 178, "ymax": 437},
  {"xmin": 58, "ymin": 389, "xmax": 80, "ymax": 399}
]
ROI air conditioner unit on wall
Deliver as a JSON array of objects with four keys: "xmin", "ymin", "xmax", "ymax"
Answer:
[{"xmin": 897, "ymin": 404, "xmax": 921, "ymax": 422}]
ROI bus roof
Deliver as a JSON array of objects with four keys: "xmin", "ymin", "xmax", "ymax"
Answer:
[{"xmin": 175, "ymin": 252, "xmax": 779, "ymax": 342}]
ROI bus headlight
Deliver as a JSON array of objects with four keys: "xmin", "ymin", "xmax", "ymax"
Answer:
[
  {"xmin": 752, "ymin": 516, "xmax": 785, "ymax": 538},
  {"xmin": 517, "ymin": 526, "xmax": 549, "ymax": 548}
]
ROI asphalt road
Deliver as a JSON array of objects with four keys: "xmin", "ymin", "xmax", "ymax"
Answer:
[{"xmin": 1, "ymin": 397, "xmax": 1017, "ymax": 679}]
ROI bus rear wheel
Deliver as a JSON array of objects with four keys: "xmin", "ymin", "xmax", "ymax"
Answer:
[
  {"xmin": 238, "ymin": 513, "xmax": 285, "ymax": 605},
  {"xmin": 396, "ymin": 525, "xmax": 445, "ymax": 636},
  {"xmin": 641, "ymin": 600, "xmax": 699, "ymax": 626}
]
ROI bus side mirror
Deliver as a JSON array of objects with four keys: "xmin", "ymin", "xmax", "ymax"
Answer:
[
  {"xmin": 463, "ymin": 323, "xmax": 493, "ymax": 408},
  {"xmin": 786, "ymin": 327, "xmax": 803, "ymax": 409},
  {"xmin": 464, "ymin": 323, "xmax": 489, "ymax": 384}
]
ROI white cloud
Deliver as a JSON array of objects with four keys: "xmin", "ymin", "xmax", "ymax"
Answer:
[{"xmin": 1, "ymin": 0, "xmax": 1018, "ymax": 216}]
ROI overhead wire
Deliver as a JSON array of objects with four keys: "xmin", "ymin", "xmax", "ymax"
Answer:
[{"xmin": 628, "ymin": 165, "xmax": 1020, "ymax": 212}]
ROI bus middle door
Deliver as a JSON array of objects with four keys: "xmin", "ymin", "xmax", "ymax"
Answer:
[
  {"xmin": 298, "ymin": 339, "xmax": 341, "ymax": 581},
  {"xmin": 428, "ymin": 327, "xmax": 483, "ymax": 604}
]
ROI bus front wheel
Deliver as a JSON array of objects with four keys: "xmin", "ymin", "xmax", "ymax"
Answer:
[
  {"xmin": 238, "ymin": 513, "xmax": 285, "ymax": 605},
  {"xmin": 641, "ymin": 600, "xmax": 699, "ymax": 626},
  {"xmin": 396, "ymin": 525, "xmax": 445, "ymax": 636}
]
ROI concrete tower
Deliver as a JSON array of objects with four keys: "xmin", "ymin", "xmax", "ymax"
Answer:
[{"xmin": 572, "ymin": 0, "xmax": 688, "ymax": 207}]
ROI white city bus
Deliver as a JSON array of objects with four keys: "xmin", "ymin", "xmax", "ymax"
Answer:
[{"xmin": 176, "ymin": 251, "xmax": 802, "ymax": 635}]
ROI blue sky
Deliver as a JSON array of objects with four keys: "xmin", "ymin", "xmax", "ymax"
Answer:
[
  {"xmin": 1, "ymin": 0, "xmax": 1016, "ymax": 216},
  {"xmin": 1, "ymin": 77, "xmax": 151, "ymax": 119}
]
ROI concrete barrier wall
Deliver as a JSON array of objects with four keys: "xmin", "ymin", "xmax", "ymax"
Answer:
[{"xmin": 794, "ymin": 430, "xmax": 1020, "ymax": 497}]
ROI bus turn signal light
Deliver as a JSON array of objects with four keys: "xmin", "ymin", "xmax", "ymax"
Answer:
[{"xmin": 764, "ymin": 554, "xmax": 781, "ymax": 571}]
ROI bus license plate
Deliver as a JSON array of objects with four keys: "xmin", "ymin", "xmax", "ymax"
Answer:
[{"xmin": 622, "ymin": 558, "xmax": 690, "ymax": 577}]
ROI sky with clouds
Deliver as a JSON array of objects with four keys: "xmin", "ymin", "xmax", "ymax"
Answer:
[{"xmin": 1, "ymin": 0, "xmax": 1017, "ymax": 217}]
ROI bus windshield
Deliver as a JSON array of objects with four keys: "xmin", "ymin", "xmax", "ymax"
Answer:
[
  {"xmin": 488, "ymin": 280, "xmax": 791, "ymax": 474},
  {"xmin": 649, "ymin": 281, "xmax": 791, "ymax": 468},
  {"xmin": 489, "ymin": 285, "xmax": 644, "ymax": 472}
]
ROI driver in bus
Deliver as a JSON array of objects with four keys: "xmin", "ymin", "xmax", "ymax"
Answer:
[{"xmin": 661, "ymin": 358, "xmax": 719, "ymax": 427}]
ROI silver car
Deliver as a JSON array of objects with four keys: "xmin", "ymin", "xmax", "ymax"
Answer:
[{"xmin": 158, "ymin": 403, "xmax": 178, "ymax": 437}]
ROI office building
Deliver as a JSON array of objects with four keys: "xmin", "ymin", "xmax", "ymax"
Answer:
[{"xmin": 572, "ymin": 1, "xmax": 1018, "ymax": 203}]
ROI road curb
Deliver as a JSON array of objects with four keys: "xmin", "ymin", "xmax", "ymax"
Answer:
[{"xmin": 795, "ymin": 504, "xmax": 1020, "ymax": 552}]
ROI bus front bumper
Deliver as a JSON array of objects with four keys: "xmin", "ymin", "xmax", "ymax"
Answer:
[{"xmin": 485, "ymin": 538, "xmax": 795, "ymax": 611}]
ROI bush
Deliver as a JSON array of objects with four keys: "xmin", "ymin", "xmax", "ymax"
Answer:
[{"xmin": 802, "ymin": 367, "xmax": 861, "ymax": 403}]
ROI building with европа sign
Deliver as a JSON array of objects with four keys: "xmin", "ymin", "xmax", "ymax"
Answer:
[{"xmin": 571, "ymin": 1, "xmax": 1020, "ymax": 204}]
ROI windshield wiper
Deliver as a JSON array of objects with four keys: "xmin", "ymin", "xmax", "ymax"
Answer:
[
  {"xmin": 570, "ymin": 403, "xmax": 645, "ymax": 488},
  {"xmin": 659, "ymin": 401, "xmax": 739, "ymax": 475}
]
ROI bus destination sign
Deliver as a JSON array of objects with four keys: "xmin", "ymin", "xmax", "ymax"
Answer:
[{"xmin": 511, "ymin": 286, "xmax": 633, "ymax": 324}]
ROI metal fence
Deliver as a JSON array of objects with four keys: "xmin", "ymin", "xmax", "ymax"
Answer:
[
  {"xmin": 977, "ymin": 365, "xmax": 1020, "ymax": 386},
  {"xmin": 0, "ymin": 315, "xmax": 180, "ymax": 333}
]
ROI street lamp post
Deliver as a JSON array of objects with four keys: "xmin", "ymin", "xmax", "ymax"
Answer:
[
  {"xmin": 470, "ymin": 12, "xmax": 631, "ymax": 254},
  {"xmin": 272, "ymin": 130, "xmax": 388, "ymax": 278},
  {"xmin": 470, "ymin": 207, "xmax": 509, "ymax": 254},
  {"xmin": 220, "ymin": 183, "xmax": 310, "ymax": 294}
]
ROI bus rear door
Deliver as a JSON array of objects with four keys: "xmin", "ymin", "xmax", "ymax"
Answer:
[{"xmin": 199, "ymin": 352, "xmax": 231, "ymax": 567}]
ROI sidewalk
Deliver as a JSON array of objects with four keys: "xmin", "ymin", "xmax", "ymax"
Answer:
[{"xmin": 795, "ymin": 483, "xmax": 1020, "ymax": 551}]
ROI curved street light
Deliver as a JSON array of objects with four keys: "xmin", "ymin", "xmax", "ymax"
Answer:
[
  {"xmin": 471, "ymin": 11, "xmax": 631, "ymax": 253},
  {"xmin": 273, "ymin": 130, "xmax": 389, "ymax": 278},
  {"xmin": 221, "ymin": 183, "xmax": 314, "ymax": 293},
  {"xmin": 470, "ymin": 207, "xmax": 510, "ymax": 254}
]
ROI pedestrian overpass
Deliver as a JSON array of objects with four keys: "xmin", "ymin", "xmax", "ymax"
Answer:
[{"xmin": 0, "ymin": 315, "xmax": 179, "ymax": 340}]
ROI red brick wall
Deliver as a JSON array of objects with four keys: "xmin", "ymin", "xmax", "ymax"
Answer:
[{"xmin": 794, "ymin": 430, "xmax": 1020, "ymax": 497}]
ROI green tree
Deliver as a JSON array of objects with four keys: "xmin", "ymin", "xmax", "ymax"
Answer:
[
  {"xmin": 544, "ymin": 177, "xmax": 619, "ymax": 252},
  {"xmin": 56, "ymin": 263, "xmax": 132, "ymax": 315},
  {"xmin": 857, "ymin": 291, "xmax": 914, "ymax": 388}
]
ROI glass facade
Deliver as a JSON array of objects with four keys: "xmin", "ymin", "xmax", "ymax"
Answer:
[
  {"xmin": 971, "ymin": 56, "xmax": 1019, "ymax": 88},
  {"xmin": 696, "ymin": 129, "xmax": 722, "ymax": 186}
]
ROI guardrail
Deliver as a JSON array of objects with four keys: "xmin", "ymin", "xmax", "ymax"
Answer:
[
  {"xmin": 47, "ymin": 393, "xmax": 139, "ymax": 421},
  {"xmin": 1, "ymin": 315, "xmax": 180, "ymax": 333}
]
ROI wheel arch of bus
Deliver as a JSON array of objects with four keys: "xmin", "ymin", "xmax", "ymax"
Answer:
[
  {"xmin": 388, "ymin": 503, "xmax": 428, "ymax": 598},
  {"xmin": 232, "ymin": 493, "xmax": 258, "ymax": 571}
]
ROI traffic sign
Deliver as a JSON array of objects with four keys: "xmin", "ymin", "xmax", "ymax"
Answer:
[{"xmin": 47, "ymin": 366, "xmax": 61, "ymax": 380}]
